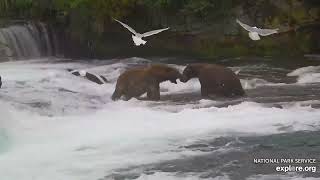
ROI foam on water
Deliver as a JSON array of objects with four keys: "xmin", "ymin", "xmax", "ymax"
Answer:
[
  {"xmin": 288, "ymin": 66, "xmax": 320, "ymax": 84},
  {"xmin": 0, "ymin": 58, "xmax": 319, "ymax": 180},
  {"xmin": 135, "ymin": 172, "xmax": 229, "ymax": 180},
  {"xmin": 247, "ymin": 174, "xmax": 320, "ymax": 180},
  {"xmin": 131, "ymin": 173, "xmax": 320, "ymax": 180},
  {"xmin": 0, "ymin": 103, "xmax": 14, "ymax": 153},
  {"xmin": 240, "ymin": 78, "xmax": 286, "ymax": 89}
]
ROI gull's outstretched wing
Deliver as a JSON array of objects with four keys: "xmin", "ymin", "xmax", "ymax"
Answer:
[
  {"xmin": 236, "ymin": 19, "xmax": 255, "ymax": 32},
  {"xmin": 237, "ymin": 19, "xmax": 278, "ymax": 36},
  {"xmin": 142, "ymin": 27, "xmax": 169, "ymax": 37},
  {"xmin": 255, "ymin": 28, "xmax": 279, "ymax": 36},
  {"xmin": 113, "ymin": 18, "xmax": 137, "ymax": 35}
]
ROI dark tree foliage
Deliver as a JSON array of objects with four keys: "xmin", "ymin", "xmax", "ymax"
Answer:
[{"xmin": 0, "ymin": 0, "xmax": 318, "ymax": 58}]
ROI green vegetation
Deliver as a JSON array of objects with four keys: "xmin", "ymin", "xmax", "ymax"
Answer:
[
  {"xmin": 0, "ymin": 0, "xmax": 319, "ymax": 58},
  {"xmin": 0, "ymin": 0, "xmax": 236, "ymax": 23}
]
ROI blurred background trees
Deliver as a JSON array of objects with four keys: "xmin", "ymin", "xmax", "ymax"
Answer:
[
  {"xmin": 0, "ymin": 0, "xmax": 318, "ymax": 58},
  {"xmin": 1, "ymin": 0, "xmax": 318, "ymax": 30}
]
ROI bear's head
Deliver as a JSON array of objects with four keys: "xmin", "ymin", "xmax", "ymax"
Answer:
[
  {"xmin": 148, "ymin": 64, "xmax": 183, "ymax": 84},
  {"xmin": 180, "ymin": 64, "xmax": 199, "ymax": 82}
]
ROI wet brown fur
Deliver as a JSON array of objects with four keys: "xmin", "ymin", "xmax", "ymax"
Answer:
[
  {"xmin": 112, "ymin": 64, "xmax": 183, "ymax": 101},
  {"xmin": 181, "ymin": 63, "xmax": 245, "ymax": 98}
]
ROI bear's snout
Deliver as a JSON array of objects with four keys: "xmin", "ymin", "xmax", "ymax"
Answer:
[
  {"xmin": 168, "ymin": 71, "xmax": 184, "ymax": 84},
  {"xmin": 170, "ymin": 79, "xmax": 178, "ymax": 84},
  {"xmin": 179, "ymin": 75, "xmax": 189, "ymax": 83}
]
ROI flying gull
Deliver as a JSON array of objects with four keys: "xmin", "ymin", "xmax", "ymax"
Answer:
[
  {"xmin": 113, "ymin": 18, "xmax": 169, "ymax": 46},
  {"xmin": 236, "ymin": 19, "xmax": 279, "ymax": 40}
]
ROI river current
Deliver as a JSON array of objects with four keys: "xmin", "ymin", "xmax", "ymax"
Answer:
[{"xmin": 0, "ymin": 57, "xmax": 319, "ymax": 180}]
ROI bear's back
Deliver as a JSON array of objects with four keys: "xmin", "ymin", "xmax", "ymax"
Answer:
[
  {"xmin": 118, "ymin": 67, "xmax": 148, "ymax": 82},
  {"xmin": 198, "ymin": 64, "xmax": 238, "ymax": 82},
  {"xmin": 198, "ymin": 64, "xmax": 244, "ymax": 94}
]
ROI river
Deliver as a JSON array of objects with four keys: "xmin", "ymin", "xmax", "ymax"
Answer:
[{"xmin": 0, "ymin": 56, "xmax": 319, "ymax": 180}]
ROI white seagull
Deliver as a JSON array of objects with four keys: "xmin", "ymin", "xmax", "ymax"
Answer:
[
  {"xmin": 113, "ymin": 18, "xmax": 169, "ymax": 46},
  {"xmin": 236, "ymin": 19, "xmax": 279, "ymax": 41}
]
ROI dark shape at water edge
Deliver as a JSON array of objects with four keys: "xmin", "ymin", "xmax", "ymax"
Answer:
[{"xmin": 67, "ymin": 69, "xmax": 109, "ymax": 85}]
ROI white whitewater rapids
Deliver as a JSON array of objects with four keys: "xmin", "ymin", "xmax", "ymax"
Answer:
[
  {"xmin": 114, "ymin": 18, "xmax": 169, "ymax": 46},
  {"xmin": 0, "ymin": 58, "xmax": 320, "ymax": 180},
  {"xmin": 236, "ymin": 19, "xmax": 279, "ymax": 40}
]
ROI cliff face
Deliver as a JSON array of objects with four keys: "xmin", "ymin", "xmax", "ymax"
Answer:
[{"xmin": 37, "ymin": 0, "xmax": 320, "ymax": 58}]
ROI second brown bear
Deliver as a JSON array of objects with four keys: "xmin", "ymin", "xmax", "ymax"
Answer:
[{"xmin": 181, "ymin": 63, "xmax": 245, "ymax": 98}]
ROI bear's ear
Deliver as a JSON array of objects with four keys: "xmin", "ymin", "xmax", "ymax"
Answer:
[{"xmin": 186, "ymin": 64, "xmax": 194, "ymax": 70}]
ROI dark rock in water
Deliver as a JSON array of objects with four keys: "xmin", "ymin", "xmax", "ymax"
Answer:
[
  {"xmin": 104, "ymin": 173, "xmax": 141, "ymax": 180},
  {"xmin": 57, "ymin": 88, "xmax": 77, "ymax": 93},
  {"xmin": 0, "ymin": 76, "xmax": 2, "ymax": 88},
  {"xmin": 67, "ymin": 69, "xmax": 108, "ymax": 85},
  {"xmin": 84, "ymin": 72, "xmax": 108, "ymax": 85}
]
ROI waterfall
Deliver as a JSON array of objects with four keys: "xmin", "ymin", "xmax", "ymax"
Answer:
[{"xmin": 0, "ymin": 22, "xmax": 58, "ymax": 60}]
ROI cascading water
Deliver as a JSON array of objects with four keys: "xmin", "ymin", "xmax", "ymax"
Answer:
[{"xmin": 0, "ymin": 22, "xmax": 58, "ymax": 60}]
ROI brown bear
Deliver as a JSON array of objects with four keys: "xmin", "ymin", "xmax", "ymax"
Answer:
[
  {"xmin": 180, "ymin": 63, "xmax": 245, "ymax": 98},
  {"xmin": 111, "ymin": 64, "xmax": 183, "ymax": 101}
]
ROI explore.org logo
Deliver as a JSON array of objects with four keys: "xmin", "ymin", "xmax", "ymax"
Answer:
[
  {"xmin": 253, "ymin": 158, "xmax": 317, "ymax": 173},
  {"xmin": 276, "ymin": 165, "xmax": 317, "ymax": 173}
]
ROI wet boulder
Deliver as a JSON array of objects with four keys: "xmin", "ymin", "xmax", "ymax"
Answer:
[{"xmin": 67, "ymin": 69, "xmax": 108, "ymax": 85}]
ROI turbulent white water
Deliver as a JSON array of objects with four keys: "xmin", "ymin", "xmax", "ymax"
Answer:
[
  {"xmin": 134, "ymin": 172, "xmax": 229, "ymax": 180},
  {"xmin": 122, "ymin": 172, "xmax": 320, "ymax": 180},
  {"xmin": 288, "ymin": 66, "xmax": 320, "ymax": 84},
  {"xmin": 0, "ymin": 58, "xmax": 320, "ymax": 180}
]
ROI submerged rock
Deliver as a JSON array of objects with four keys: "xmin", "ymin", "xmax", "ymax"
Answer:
[{"xmin": 68, "ymin": 69, "xmax": 108, "ymax": 85}]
